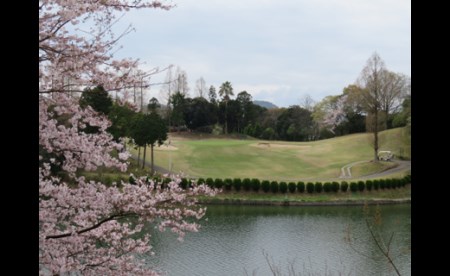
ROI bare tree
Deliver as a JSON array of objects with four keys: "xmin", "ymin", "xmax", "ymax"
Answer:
[
  {"xmin": 379, "ymin": 71, "xmax": 408, "ymax": 129},
  {"xmin": 195, "ymin": 77, "xmax": 207, "ymax": 98},
  {"xmin": 173, "ymin": 66, "xmax": 189, "ymax": 96},
  {"xmin": 345, "ymin": 204, "xmax": 405, "ymax": 276},
  {"xmin": 299, "ymin": 94, "xmax": 315, "ymax": 112},
  {"xmin": 160, "ymin": 66, "xmax": 175, "ymax": 126},
  {"xmin": 358, "ymin": 52, "xmax": 386, "ymax": 162}
]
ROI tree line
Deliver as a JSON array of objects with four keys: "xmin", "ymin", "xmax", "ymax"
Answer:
[
  {"xmin": 81, "ymin": 53, "xmax": 410, "ymax": 165},
  {"xmin": 148, "ymin": 54, "xmax": 410, "ymax": 147}
]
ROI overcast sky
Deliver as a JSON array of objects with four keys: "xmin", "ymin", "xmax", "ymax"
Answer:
[{"xmin": 114, "ymin": 0, "xmax": 411, "ymax": 107}]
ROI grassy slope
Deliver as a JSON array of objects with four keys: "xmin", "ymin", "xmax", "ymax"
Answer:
[
  {"xmin": 378, "ymin": 126, "xmax": 411, "ymax": 159},
  {"xmin": 350, "ymin": 161, "xmax": 397, "ymax": 178},
  {"xmin": 132, "ymin": 127, "xmax": 410, "ymax": 181}
]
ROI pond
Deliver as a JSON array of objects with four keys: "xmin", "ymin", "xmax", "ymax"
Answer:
[{"xmin": 142, "ymin": 204, "xmax": 411, "ymax": 276}]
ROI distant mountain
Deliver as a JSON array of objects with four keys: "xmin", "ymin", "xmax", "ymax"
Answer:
[{"xmin": 253, "ymin": 100, "xmax": 278, "ymax": 109}]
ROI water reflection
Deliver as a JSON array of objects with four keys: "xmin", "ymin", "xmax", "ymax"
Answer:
[{"xmin": 144, "ymin": 204, "xmax": 410, "ymax": 276}]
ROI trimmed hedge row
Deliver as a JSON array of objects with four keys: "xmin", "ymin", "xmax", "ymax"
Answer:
[
  {"xmin": 288, "ymin": 182, "xmax": 296, "ymax": 193},
  {"xmin": 262, "ymin": 180, "xmax": 270, "ymax": 193},
  {"xmin": 243, "ymin": 178, "xmax": 251, "ymax": 191},
  {"xmin": 135, "ymin": 174, "xmax": 411, "ymax": 194}
]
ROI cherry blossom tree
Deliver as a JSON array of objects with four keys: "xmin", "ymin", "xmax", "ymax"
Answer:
[
  {"xmin": 322, "ymin": 95, "xmax": 348, "ymax": 133},
  {"xmin": 39, "ymin": 1, "xmax": 217, "ymax": 275},
  {"xmin": 313, "ymin": 94, "xmax": 348, "ymax": 134}
]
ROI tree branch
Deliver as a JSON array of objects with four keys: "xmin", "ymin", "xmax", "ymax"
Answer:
[
  {"xmin": 365, "ymin": 219, "xmax": 401, "ymax": 276},
  {"xmin": 45, "ymin": 213, "xmax": 133, "ymax": 240}
]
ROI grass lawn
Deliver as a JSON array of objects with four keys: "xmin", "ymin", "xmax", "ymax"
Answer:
[
  {"xmin": 128, "ymin": 127, "xmax": 410, "ymax": 181},
  {"xmin": 378, "ymin": 127, "xmax": 411, "ymax": 159},
  {"xmin": 350, "ymin": 161, "xmax": 397, "ymax": 178}
]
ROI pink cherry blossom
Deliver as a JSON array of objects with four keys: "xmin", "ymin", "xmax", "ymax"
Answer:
[{"xmin": 39, "ymin": 1, "xmax": 218, "ymax": 275}]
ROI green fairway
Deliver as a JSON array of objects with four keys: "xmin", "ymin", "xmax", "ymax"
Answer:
[{"xmin": 131, "ymin": 127, "xmax": 410, "ymax": 181}]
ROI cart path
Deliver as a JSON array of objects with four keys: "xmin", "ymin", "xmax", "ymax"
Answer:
[{"xmin": 339, "ymin": 159, "xmax": 411, "ymax": 179}]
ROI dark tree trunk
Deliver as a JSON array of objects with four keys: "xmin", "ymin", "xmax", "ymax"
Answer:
[
  {"xmin": 374, "ymin": 109, "xmax": 379, "ymax": 162},
  {"xmin": 225, "ymin": 101, "xmax": 228, "ymax": 134},
  {"xmin": 142, "ymin": 144, "xmax": 147, "ymax": 169},
  {"xmin": 151, "ymin": 144, "xmax": 154, "ymax": 175},
  {"xmin": 373, "ymin": 88, "xmax": 379, "ymax": 162},
  {"xmin": 137, "ymin": 146, "xmax": 141, "ymax": 166}
]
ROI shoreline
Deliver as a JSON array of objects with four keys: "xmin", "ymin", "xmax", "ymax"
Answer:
[{"xmin": 198, "ymin": 198, "xmax": 411, "ymax": 206}]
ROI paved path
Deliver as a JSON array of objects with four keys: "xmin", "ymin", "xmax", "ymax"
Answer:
[
  {"xmin": 339, "ymin": 159, "xmax": 411, "ymax": 179},
  {"xmin": 339, "ymin": 161, "xmax": 367, "ymax": 178}
]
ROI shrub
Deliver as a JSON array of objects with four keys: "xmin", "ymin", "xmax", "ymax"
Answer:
[
  {"xmin": 103, "ymin": 175, "xmax": 113, "ymax": 186},
  {"xmin": 358, "ymin": 181, "xmax": 365, "ymax": 192},
  {"xmin": 404, "ymin": 174, "xmax": 411, "ymax": 185},
  {"xmin": 197, "ymin": 178, "xmax": 205, "ymax": 185},
  {"xmin": 397, "ymin": 178, "xmax": 404, "ymax": 188},
  {"xmin": 116, "ymin": 175, "xmax": 126, "ymax": 186},
  {"xmin": 379, "ymin": 179, "xmax": 386, "ymax": 189},
  {"xmin": 117, "ymin": 176, "xmax": 128, "ymax": 187},
  {"xmin": 386, "ymin": 178, "xmax": 393, "ymax": 189},
  {"xmin": 385, "ymin": 179, "xmax": 392, "ymax": 189},
  {"xmin": 163, "ymin": 177, "xmax": 171, "ymax": 184},
  {"xmin": 297, "ymin": 182, "xmax": 305, "ymax": 193},
  {"xmin": 373, "ymin": 179, "xmax": 379, "ymax": 190},
  {"xmin": 160, "ymin": 177, "xmax": 168, "ymax": 189},
  {"xmin": 341, "ymin": 181, "xmax": 349, "ymax": 192},
  {"xmin": 270, "ymin": 181, "xmax": 279, "ymax": 193},
  {"xmin": 262, "ymin": 180, "xmax": 271, "ymax": 193},
  {"xmin": 214, "ymin": 178, "xmax": 223, "ymax": 189},
  {"xmin": 233, "ymin": 178, "xmax": 242, "ymax": 191},
  {"xmin": 206, "ymin": 178, "xmax": 214, "ymax": 188},
  {"xmin": 129, "ymin": 175, "xmax": 136, "ymax": 185},
  {"xmin": 391, "ymin": 178, "xmax": 398, "ymax": 189},
  {"xmin": 306, "ymin": 182, "xmax": 314, "ymax": 193},
  {"xmin": 350, "ymin": 182, "xmax": 358, "ymax": 192},
  {"xmin": 331, "ymin": 182, "xmax": 339, "ymax": 193},
  {"xmin": 323, "ymin": 182, "xmax": 331, "ymax": 193},
  {"xmin": 388, "ymin": 178, "xmax": 395, "ymax": 189},
  {"xmin": 387, "ymin": 179, "xmax": 393, "ymax": 188},
  {"xmin": 224, "ymin": 178, "xmax": 233, "ymax": 191},
  {"xmin": 279, "ymin": 182, "xmax": 288, "ymax": 193},
  {"xmin": 365, "ymin": 180, "xmax": 373, "ymax": 191},
  {"xmin": 400, "ymin": 177, "xmax": 406, "ymax": 187},
  {"xmin": 152, "ymin": 176, "xmax": 160, "ymax": 184},
  {"xmin": 242, "ymin": 178, "xmax": 252, "ymax": 191},
  {"xmin": 251, "ymin": 178, "xmax": 261, "ymax": 192},
  {"xmin": 180, "ymin": 178, "xmax": 188, "ymax": 189},
  {"xmin": 314, "ymin": 182, "xmax": 323, "ymax": 193},
  {"xmin": 288, "ymin": 182, "xmax": 296, "ymax": 193},
  {"xmin": 396, "ymin": 178, "xmax": 402, "ymax": 188}
]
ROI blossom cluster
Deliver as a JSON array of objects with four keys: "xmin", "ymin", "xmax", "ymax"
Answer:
[{"xmin": 39, "ymin": 1, "xmax": 218, "ymax": 274}]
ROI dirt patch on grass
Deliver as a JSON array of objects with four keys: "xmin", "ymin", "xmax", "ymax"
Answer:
[
  {"xmin": 154, "ymin": 144, "xmax": 178, "ymax": 151},
  {"xmin": 250, "ymin": 143, "xmax": 312, "ymax": 149},
  {"xmin": 168, "ymin": 132, "xmax": 253, "ymax": 141}
]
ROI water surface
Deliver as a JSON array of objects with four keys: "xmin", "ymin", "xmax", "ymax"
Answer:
[{"xmin": 143, "ymin": 204, "xmax": 410, "ymax": 275}]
